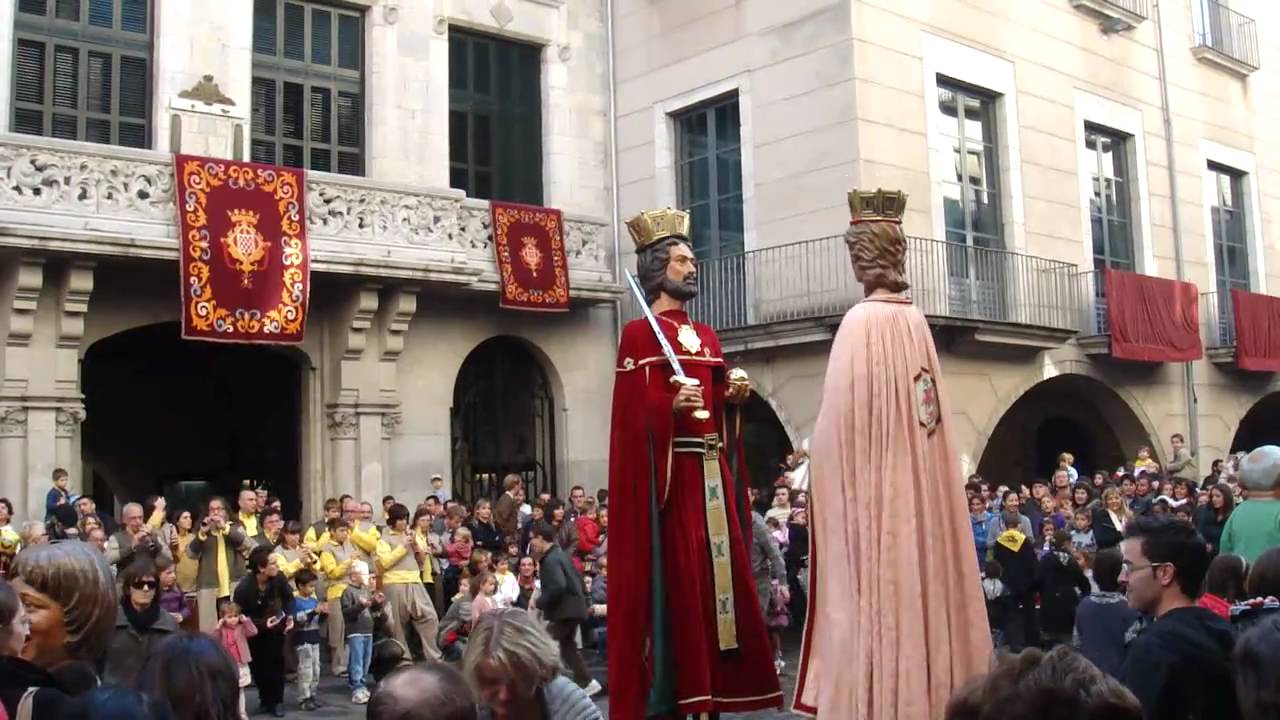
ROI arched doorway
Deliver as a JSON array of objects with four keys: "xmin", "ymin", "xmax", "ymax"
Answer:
[
  {"xmin": 978, "ymin": 374, "xmax": 1151, "ymax": 490},
  {"xmin": 451, "ymin": 337, "xmax": 557, "ymax": 506},
  {"xmin": 739, "ymin": 392, "xmax": 794, "ymax": 502},
  {"xmin": 81, "ymin": 323, "xmax": 304, "ymax": 518},
  {"xmin": 1232, "ymin": 391, "xmax": 1280, "ymax": 452}
]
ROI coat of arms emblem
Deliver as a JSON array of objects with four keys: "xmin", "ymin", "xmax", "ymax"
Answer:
[
  {"xmin": 519, "ymin": 236, "xmax": 545, "ymax": 278},
  {"xmin": 914, "ymin": 368, "xmax": 940, "ymax": 435},
  {"xmin": 221, "ymin": 208, "xmax": 271, "ymax": 288}
]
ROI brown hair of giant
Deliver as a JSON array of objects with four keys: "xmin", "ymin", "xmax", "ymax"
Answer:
[
  {"xmin": 844, "ymin": 220, "xmax": 909, "ymax": 293},
  {"xmin": 12, "ymin": 540, "xmax": 117, "ymax": 663}
]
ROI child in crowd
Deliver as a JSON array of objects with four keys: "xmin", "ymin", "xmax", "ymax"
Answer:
[
  {"xmin": 341, "ymin": 560, "xmax": 380, "ymax": 705},
  {"xmin": 447, "ymin": 527, "xmax": 474, "ymax": 567},
  {"xmin": 1133, "ymin": 446, "xmax": 1159, "ymax": 475},
  {"xmin": 156, "ymin": 556, "xmax": 190, "ymax": 627},
  {"xmin": 766, "ymin": 573, "xmax": 791, "ymax": 673},
  {"xmin": 45, "ymin": 468, "xmax": 71, "ymax": 522},
  {"xmin": 981, "ymin": 560, "xmax": 1008, "ymax": 649},
  {"xmin": 1037, "ymin": 519, "xmax": 1057, "ymax": 559},
  {"xmin": 292, "ymin": 568, "xmax": 328, "ymax": 711},
  {"xmin": 215, "ymin": 601, "xmax": 258, "ymax": 720},
  {"xmin": 470, "ymin": 571, "xmax": 499, "ymax": 617},
  {"xmin": 1057, "ymin": 452, "xmax": 1078, "ymax": 483},
  {"xmin": 438, "ymin": 576, "xmax": 473, "ymax": 661},
  {"xmin": 1198, "ymin": 554, "xmax": 1248, "ymax": 619},
  {"xmin": 504, "ymin": 541, "xmax": 521, "ymax": 574},
  {"xmin": 1070, "ymin": 510, "xmax": 1097, "ymax": 554},
  {"xmin": 430, "ymin": 474, "xmax": 450, "ymax": 503}
]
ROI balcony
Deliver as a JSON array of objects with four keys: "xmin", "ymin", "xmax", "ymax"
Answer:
[
  {"xmin": 1192, "ymin": 1, "xmax": 1260, "ymax": 77},
  {"xmin": 0, "ymin": 134, "xmax": 617, "ymax": 299},
  {"xmin": 628, "ymin": 234, "xmax": 1081, "ymax": 353},
  {"xmin": 1200, "ymin": 290, "xmax": 1237, "ymax": 365},
  {"xmin": 1070, "ymin": 0, "xmax": 1148, "ymax": 32},
  {"xmin": 1075, "ymin": 270, "xmax": 1110, "ymax": 354}
]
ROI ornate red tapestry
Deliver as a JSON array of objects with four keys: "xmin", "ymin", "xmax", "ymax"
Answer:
[
  {"xmin": 491, "ymin": 201, "xmax": 570, "ymax": 312},
  {"xmin": 1231, "ymin": 289, "xmax": 1280, "ymax": 372},
  {"xmin": 175, "ymin": 154, "xmax": 310, "ymax": 344},
  {"xmin": 1104, "ymin": 268, "xmax": 1202, "ymax": 363}
]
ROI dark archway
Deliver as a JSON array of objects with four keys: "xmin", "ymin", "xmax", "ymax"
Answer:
[
  {"xmin": 1232, "ymin": 392, "xmax": 1280, "ymax": 452},
  {"xmin": 978, "ymin": 374, "xmax": 1150, "ymax": 490},
  {"xmin": 739, "ymin": 392, "xmax": 794, "ymax": 502},
  {"xmin": 82, "ymin": 322, "xmax": 303, "ymax": 518},
  {"xmin": 450, "ymin": 336, "xmax": 557, "ymax": 507}
]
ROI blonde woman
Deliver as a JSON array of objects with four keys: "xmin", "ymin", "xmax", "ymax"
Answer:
[
  {"xmin": 1092, "ymin": 487, "xmax": 1133, "ymax": 550},
  {"xmin": 462, "ymin": 608, "xmax": 602, "ymax": 720}
]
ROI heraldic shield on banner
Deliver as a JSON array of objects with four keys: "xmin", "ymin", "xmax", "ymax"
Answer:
[
  {"xmin": 915, "ymin": 368, "xmax": 940, "ymax": 435},
  {"xmin": 175, "ymin": 154, "xmax": 311, "ymax": 344},
  {"xmin": 490, "ymin": 200, "xmax": 571, "ymax": 312}
]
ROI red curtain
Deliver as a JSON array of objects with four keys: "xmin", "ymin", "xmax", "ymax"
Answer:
[
  {"xmin": 491, "ymin": 201, "xmax": 570, "ymax": 312},
  {"xmin": 1232, "ymin": 289, "xmax": 1280, "ymax": 372},
  {"xmin": 1105, "ymin": 269, "xmax": 1202, "ymax": 362}
]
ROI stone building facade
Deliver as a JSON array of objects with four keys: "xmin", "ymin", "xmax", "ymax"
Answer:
[
  {"xmin": 614, "ymin": 0, "xmax": 1280, "ymax": 489},
  {"xmin": 0, "ymin": 0, "xmax": 618, "ymax": 521}
]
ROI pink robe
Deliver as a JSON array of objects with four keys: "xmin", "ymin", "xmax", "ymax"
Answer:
[{"xmin": 793, "ymin": 294, "xmax": 991, "ymax": 718}]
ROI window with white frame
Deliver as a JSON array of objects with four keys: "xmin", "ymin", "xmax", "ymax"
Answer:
[
  {"xmin": 935, "ymin": 79, "xmax": 1002, "ymax": 251},
  {"xmin": 1086, "ymin": 125, "xmax": 1135, "ymax": 272},
  {"xmin": 1209, "ymin": 164, "xmax": 1249, "ymax": 294}
]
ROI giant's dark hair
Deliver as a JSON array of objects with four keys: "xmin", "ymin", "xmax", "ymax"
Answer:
[{"xmin": 636, "ymin": 236, "xmax": 690, "ymax": 304}]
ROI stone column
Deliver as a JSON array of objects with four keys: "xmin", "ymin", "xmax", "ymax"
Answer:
[
  {"xmin": 25, "ymin": 405, "xmax": 57, "ymax": 520},
  {"xmin": 0, "ymin": 407, "xmax": 28, "ymax": 519},
  {"xmin": 328, "ymin": 409, "xmax": 358, "ymax": 500},
  {"xmin": 55, "ymin": 406, "xmax": 85, "ymax": 491},
  {"xmin": 356, "ymin": 410, "xmax": 385, "ymax": 504},
  {"xmin": 381, "ymin": 410, "xmax": 402, "ymax": 499}
]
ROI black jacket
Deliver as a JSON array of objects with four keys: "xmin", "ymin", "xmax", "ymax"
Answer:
[
  {"xmin": 1194, "ymin": 506, "xmax": 1228, "ymax": 555},
  {"xmin": 232, "ymin": 572, "xmax": 297, "ymax": 632},
  {"xmin": 537, "ymin": 544, "xmax": 587, "ymax": 622},
  {"xmin": 1036, "ymin": 550, "xmax": 1090, "ymax": 634},
  {"xmin": 1120, "ymin": 606, "xmax": 1241, "ymax": 720},
  {"xmin": 468, "ymin": 520, "xmax": 505, "ymax": 555},
  {"xmin": 1091, "ymin": 508, "xmax": 1124, "ymax": 550},
  {"xmin": 1074, "ymin": 592, "xmax": 1140, "ymax": 679},
  {"xmin": 992, "ymin": 530, "xmax": 1038, "ymax": 595},
  {"xmin": 0, "ymin": 656, "xmax": 71, "ymax": 719}
]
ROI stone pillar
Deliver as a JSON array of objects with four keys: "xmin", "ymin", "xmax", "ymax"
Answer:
[
  {"xmin": 327, "ymin": 408, "xmax": 358, "ymax": 500},
  {"xmin": 0, "ymin": 407, "xmax": 27, "ymax": 518},
  {"xmin": 55, "ymin": 406, "xmax": 85, "ymax": 491},
  {"xmin": 357, "ymin": 411, "xmax": 385, "ymax": 503},
  {"xmin": 24, "ymin": 404, "xmax": 56, "ymax": 520}
]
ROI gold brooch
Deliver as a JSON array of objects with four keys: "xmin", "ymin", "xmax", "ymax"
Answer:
[{"xmin": 676, "ymin": 324, "xmax": 702, "ymax": 355}]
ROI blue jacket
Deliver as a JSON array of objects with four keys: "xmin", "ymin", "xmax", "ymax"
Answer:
[{"xmin": 1073, "ymin": 591, "xmax": 1140, "ymax": 678}]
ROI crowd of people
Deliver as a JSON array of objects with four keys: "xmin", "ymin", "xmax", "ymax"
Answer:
[
  {"xmin": 0, "ymin": 470, "xmax": 613, "ymax": 720},
  {"xmin": 964, "ymin": 436, "xmax": 1280, "ymax": 720}
]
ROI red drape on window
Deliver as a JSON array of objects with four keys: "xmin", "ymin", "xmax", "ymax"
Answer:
[
  {"xmin": 1105, "ymin": 269, "xmax": 1202, "ymax": 362},
  {"xmin": 1231, "ymin": 289, "xmax": 1280, "ymax": 372}
]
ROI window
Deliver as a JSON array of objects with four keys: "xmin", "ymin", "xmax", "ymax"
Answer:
[
  {"xmin": 448, "ymin": 29, "xmax": 542, "ymax": 205},
  {"xmin": 674, "ymin": 95, "xmax": 743, "ymax": 260},
  {"xmin": 250, "ymin": 0, "xmax": 363, "ymax": 175},
  {"xmin": 12, "ymin": 0, "xmax": 152, "ymax": 148},
  {"xmin": 1209, "ymin": 164, "xmax": 1249, "ymax": 293},
  {"xmin": 1086, "ymin": 126, "xmax": 1135, "ymax": 272},
  {"xmin": 936, "ymin": 80, "xmax": 1001, "ymax": 250}
]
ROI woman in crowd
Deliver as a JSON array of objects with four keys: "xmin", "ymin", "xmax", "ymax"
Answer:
[
  {"xmin": 1092, "ymin": 487, "xmax": 1132, "ymax": 550},
  {"xmin": 514, "ymin": 556, "xmax": 538, "ymax": 611},
  {"xmin": 143, "ymin": 495, "xmax": 178, "ymax": 552},
  {"xmin": 188, "ymin": 496, "xmax": 250, "ymax": 633},
  {"xmin": 413, "ymin": 506, "xmax": 442, "ymax": 606},
  {"xmin": 545, "ymin": 499, "xmax": 578, "ymax": 555},
  {"xmin": 171, "ymin": 509, "xmax": 201, "ymax": 594},
  {"xmin": 139, "ymin": 633, "xmax": 242, "ymax": 720},
  {"xmin": 1071, "ymin": 483, "xmax": 1095, "ymax": 513},
  {"xmin": 103, "ymin": 558, "xmax": 181, "ymax": 686},
  {"xmin": 232, "ymin": 545, "xmax": 296, "ymax": 718},
  {"xmin": 786, "ymin": 507, "xmax": 810, "ymax": 627},
  {"xmin": 77, "ymin": 513, "xmax": 103, "ymax": 541},
  {"xmin": 1232, "ymin": 546, "xmax": 1280, "ymax": 637},
  {"xmin": 463, "ymin": 608, "xmax": 602, "ymax": 720},
  {"xmin": 468, "ymin": 499, "xmax": 505, "ymax": 555},
  {"xmin": 1196, "ymin": 484, "xmax": 1235, "ymax": 557},
  {"xmin": 518, "ymin": 500, "xmax": 546, "ymax": 556},
  {"xmin": 1200, "ymin": 554, "xmax": 1249, "ymax": 619}
]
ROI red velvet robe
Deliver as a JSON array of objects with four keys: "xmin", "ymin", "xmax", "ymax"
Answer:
[{"xmin": 607, "ymin": 309, "xmax": 782, "ymax": 719}]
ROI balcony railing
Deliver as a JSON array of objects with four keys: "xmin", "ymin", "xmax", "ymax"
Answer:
[
  {"xmin": 627, "ymin": 235, "xmax": 1081, "ymax": 333},
  {"xmin": 1201, "ymin": 290, "xmax": 1236, "ymax": 347},
  {"xmin": 1103, "ymin": 0, "xmax": 1149, "ymax": 16},
  {"xmin": 1069, "ymin": 0, "xmax": 1148, "ymax": 29},
  {"xmin": 1194, "ymin": 0, "xmax": 1260, "ymax": 71},
  {"xmin": 1076, "ymin": 270, "xmax": 1109, "ymax": 335}
]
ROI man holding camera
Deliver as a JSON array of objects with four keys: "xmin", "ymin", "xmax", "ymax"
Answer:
[{"xmin": 105, "ymin": 501, "xmax": 173, "ymax": 570}]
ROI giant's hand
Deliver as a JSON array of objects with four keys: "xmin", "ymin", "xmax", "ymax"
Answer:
[
  {"xmin": 726, "ymin": 367, "xmax": 751, "ymax": 405},
  {"xmin": 673, "ymin": 384, "xmax": 704, "ymax": 412}
]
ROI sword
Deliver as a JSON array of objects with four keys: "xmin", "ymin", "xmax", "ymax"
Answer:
[{"xmin": 624, "ymin": 270, "xmax": 711, "ymax": 421}]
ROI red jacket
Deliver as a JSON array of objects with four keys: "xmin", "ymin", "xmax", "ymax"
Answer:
[{"xmin": 574, "ymin": 516, "xmax": 601, "ymax": 572}]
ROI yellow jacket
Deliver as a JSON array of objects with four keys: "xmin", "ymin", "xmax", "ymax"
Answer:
[
  {"xmin": 376, "ymin": 530, "xmax": 429, "ymax": 585},
  {"xmin": 303, "ymin": 525, "xmax": 329, "ymax": 552},
  {"xmin": 350, "ymin": 521, "xmax": 380, "ymax": 556},
  {"xmin": 319, "ymin": 541, "xmax": 356, "ymax": 601}
]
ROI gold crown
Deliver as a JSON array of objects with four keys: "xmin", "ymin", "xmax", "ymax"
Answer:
[
  {"xmin": 848, "ymin": 188, "xmax": 907, "ymax": 224},
  {"xmin": 228, "ymin": 208, "xmax": 261, "ymax": 225},
  {"xmin": 626, "ymin": 208, "xmax": 691, "ymax": 251}
]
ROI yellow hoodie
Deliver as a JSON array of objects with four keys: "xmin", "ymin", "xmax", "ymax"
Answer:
[{"xmin": 996, "ymin": 528, "xmax": 1027, "ymax": 553}]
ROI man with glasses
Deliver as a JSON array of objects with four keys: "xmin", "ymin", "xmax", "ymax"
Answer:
[{"xmin": 1118, "ymin": 517, "xmax": 1240, "ymax": 720}]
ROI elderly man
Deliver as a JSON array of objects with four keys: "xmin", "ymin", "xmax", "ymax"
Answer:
[
  {"xmin": 105, "ymin": 502, "xmax": 172, "ymax": 569},
  {"xmin": 1220, "ymin": 445, "xmax": 1280, "ymax": 563},
  {"xmin": 235, "ymin": 488, "xmax": 261, "ymax": 540},
  {"xmin": 368, "ymin": 663, "xmax": 477, "ymax": 720}
]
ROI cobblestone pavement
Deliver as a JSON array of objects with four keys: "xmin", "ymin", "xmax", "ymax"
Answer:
[{"xmin": 246, "ymin": 641, "xmax": 803, "ymax": 718}]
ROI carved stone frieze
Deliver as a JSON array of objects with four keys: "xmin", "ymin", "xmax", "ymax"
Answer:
[
  {"xmin": 453, "ymin": 204, "xmax": 493, "ymax": 253},
  {"xmin": 380, "ymin": 410, "xmax": 403, "ymax": 439},
  {"xmin": 327, "ymin": 410, "xmax": 358, "ymax": 440},
  {"xmin": 0, "ymin": 145, "xmax": 175, "ymax": 220},
  {"xmin": 306, "ymin": 183, "xmax": 467, "ymax": 249},
  {"xmin": 564, "ymin": 219, "xmax": 609, "ymax": 270},
  {"xmin": 0, "ymin": 407, "xmax": 28, "ymax": 438},
  {"xmin": 55, "ymin": 406, "xmax": 86, "ymax": 438},
  {"xmin": 178, "ymin": 74, "xmax": 236, "ymax": 106}
]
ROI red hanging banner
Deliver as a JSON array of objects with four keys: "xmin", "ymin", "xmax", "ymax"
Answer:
[
  {"xmin": 491, "ymin": 201, "xmax": 570, "ymax": 312},
  {"xmin": 1105, "ymin": 268, "xmax": 1202, "ymax": 363},
  {"xmin": 1232, "ymin": 289, "xmax": 1280, "ymax": 372},
  {"xmin": 174, "ymin": 154, "xmax": 310, "ymax": 344}
]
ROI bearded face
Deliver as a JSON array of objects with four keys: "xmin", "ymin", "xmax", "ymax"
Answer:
[{"xmin": 638, "ymin": 238, "xmax": 698, "ymax": 304}]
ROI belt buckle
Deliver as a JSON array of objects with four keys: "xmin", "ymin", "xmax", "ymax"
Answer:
[{"xmin": 704, "ymin": 433, "xmax": 721, "ymax": 461}]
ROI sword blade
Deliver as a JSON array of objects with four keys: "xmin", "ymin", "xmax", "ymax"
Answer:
[{"xmin": 624, "ymin": 271, "xmax": 688, "ymax": 379}]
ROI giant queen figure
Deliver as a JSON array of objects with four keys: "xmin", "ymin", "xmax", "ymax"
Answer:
[
  {"xmin": 793, "ymin": 190, "xmax": 992, "ymax": 718},
  {"xmin": 608, "ymin": 208, "xmax": 782, "ymax": 719}
]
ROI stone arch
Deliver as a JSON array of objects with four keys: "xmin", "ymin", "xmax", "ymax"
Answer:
[
  {"xmin": 975, "ymin": 361, "xmax": 1161, "ymax": 489},
  {"xmin": 738, "ymin": 390, "xmax": 796, "ymax": 500},
  {"xmin": 81, "ymin": 321, "xmax": 309, "ymax": 517},
  {"xmin": 1231, "ymin": 391, "xmax": 1280, "ymax": 452},
  {"xmin": 450, "ymin": 335, "xmax": 562, "ymax": 506}
]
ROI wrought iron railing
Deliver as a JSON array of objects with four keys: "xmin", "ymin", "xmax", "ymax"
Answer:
[
  {"xmin": 1098, "ymin": 0, "xmax": 1149, "ymax": 18},
  {"xmin": 1201, "ymin": 290, "xmax": 1236, "ymax": 347},
  {"xmin": 624, "ymin": 235, "xmax": 1081, "ymax": 333},
  {"xmin": 1076, "ymin": 270, "xmax": 1109, "ymax": 336},
  {"xmin": 1194, "ymin": 0, "xmax": 1260, "ymax": 69}
]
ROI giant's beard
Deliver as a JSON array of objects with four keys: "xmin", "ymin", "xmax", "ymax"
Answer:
[{"xmin": 661, "ymin": 273, "xmax": 698, "ymax": 301}]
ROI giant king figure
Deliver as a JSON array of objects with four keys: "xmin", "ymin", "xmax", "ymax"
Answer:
[
  {"xmin": 793, "ymin": 189, "xmax": 992, "ymax": 718},
  {"xmin": 608, "ymin": 208, "xmax": 782, "ymax": 719}
]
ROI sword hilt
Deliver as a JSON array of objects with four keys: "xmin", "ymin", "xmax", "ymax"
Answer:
[{"xmin": 671, "ymin": 375, "xmax": 712, "ymax": 421}]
